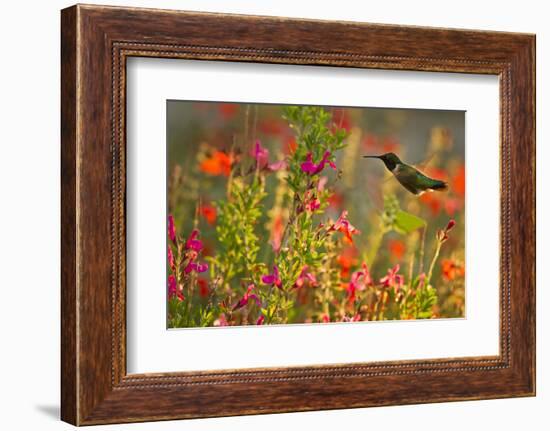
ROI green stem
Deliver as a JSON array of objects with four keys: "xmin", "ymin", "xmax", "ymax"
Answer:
[{"xmin": 426, "ymin": 240, "xmax": 443, "ymax": 287}]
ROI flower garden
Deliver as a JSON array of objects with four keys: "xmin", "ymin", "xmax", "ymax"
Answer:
[{"xmin": 167, "ymin": 103, "xmax": 465, "ymax": 328}]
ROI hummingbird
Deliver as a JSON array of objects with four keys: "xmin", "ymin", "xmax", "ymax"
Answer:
[{"xmin": 363, "ymin": 152, "xmax": 448, "ymax": 195}]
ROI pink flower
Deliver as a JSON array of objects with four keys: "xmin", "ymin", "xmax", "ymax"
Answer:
[
  {"xmin": 251, "ymin": 140, "xmax": 287, "ymax": 172},
  {"xmin": 304, "ymin": 191, "xmax": 321, "ymax": 212},
  {"xmin": 293, "ymin": 266, "xmax": 317, "ymax": 289},
  {"xmin": 317, "ymin": 176, "xmax": 329, "ymax": 192},
  {"xmin": 329, "ymin": 210, "xmax": 360, "ymax": 243},
  {"xmin": 185, "ymin": 229, "xmax": 203, "ymax": 252},
  {"xmin": 168, "ymin": 275, "xmax": 184, "ymax": 301},
  {"xmin": 256, "ymin": 314, "xmax": 265, "ymax": 325},
  {"xmin": 233, "ymin": 284, "xmax": 262, "ymax": 311},
  {"xmin": 262, "ymin": 265, "xmax": 282, "ymax": 289},
  {"xmin": 300, "ymin": 151, "xmax": 337, "ymax": 175},
  {"xmin": 214, "ymin": 314, "xmax": 229, "ymax": 327},
  {"xmin": 168, "ymin": 215, "xmax": 177, "ymax": 244},
  {"xmin": 346, "ymin": 263, "xmax": 372, "ymax": 303},
  {"xmin": 342, "ymin": 314, "xmax": 361, "ymax": 322},
  {"xmin": 380, "ymin": 264, "xmax": 404, "ymax": 289},
  {"xmin": 320, "ymin": 313, "xmax": 330, "ymax": 323},
  {"xmin": 184, "ymin": 261, "xmax": 208, "ymax": 274},
  {"xmin": 252, "ymin": 140, "xmax": 269, "ymax": 167},
  {"xmin": 167, "ymin": 246, "xmax": 175, "ymax": 272}
]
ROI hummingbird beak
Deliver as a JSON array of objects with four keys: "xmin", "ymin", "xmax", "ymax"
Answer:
[{"xmin": 363, "ymin": 155, "xmax": 381, "ymax": 159}]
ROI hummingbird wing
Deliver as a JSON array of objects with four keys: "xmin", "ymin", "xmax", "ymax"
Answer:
[
  {"xmin": 394, "ymin": 164, "xmax": 448, "ymax": 195},
  {"xmin": 393, "ymin": 164, "xmax": 423, "ymax": 194}
]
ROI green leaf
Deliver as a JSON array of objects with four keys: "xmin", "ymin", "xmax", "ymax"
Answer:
[{"xmin": 393, "ymin": 210, "xmax": 426, "ymax": 234}]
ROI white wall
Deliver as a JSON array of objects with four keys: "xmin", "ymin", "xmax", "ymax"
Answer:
[{"xmin": 0, "ymin": 0, "xmax": 546, "ymax": 429}]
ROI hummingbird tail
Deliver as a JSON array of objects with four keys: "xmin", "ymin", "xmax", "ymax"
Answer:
[{"xmin": 430, "ymin": 180, "xmax": 448, "ymax": 192}]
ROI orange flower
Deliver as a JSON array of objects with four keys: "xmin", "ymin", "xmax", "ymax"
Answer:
[
  {"xmin": 199, "ymin": 151, "xmax": 232, "ymax": 177},
  {"xmin": 337, "ymin": 246, "xmax": 358, "ymax": 279},
  {"xmin": 285, "ymin": 137, "xmax": 298, "ymax": 155},
  {"xmin": 362, "ymin": 134, "xmax": 378, "ymax": 150},
  {"xmin": 218, "ymin": 103, "xmax": 239, "ymax": 119},
  {"xmin": 388, "ymin": 239, "xmax": 406, "ymax": 260},
  {"xmin": 382, "ymin": 136, "xmax": 399, "ymax": 153},
  {"xmin": 270, "ymin": 213, "xmax": 285, "ymax": 253},
  {"xmin": 420, "ymin": 192, "xmax": 442, "ymax": 215},
  {"xmin": 441, "ymin": 259, "xmax": 465, "ymax": 281},
  {"xmin": 453, "ymin": 165, "xmax": 466, "ymax": 196},
  {"xmin": 200, "ymin": 204, "xmax": 217, "ymax": 225}
]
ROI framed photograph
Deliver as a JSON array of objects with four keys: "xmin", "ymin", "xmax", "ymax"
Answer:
[{"xmin": 61, "ymin": 4, "xmax": 535, "ymax": 425}]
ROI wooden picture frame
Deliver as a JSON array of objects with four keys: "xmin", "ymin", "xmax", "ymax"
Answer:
[{"xmin": 61, "ymin": 4, "xmax": 535, "ymax": 425}]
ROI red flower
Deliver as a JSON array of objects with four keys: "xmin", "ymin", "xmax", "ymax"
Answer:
[
  {"xmin": 380, "ymin": 264, "xmax": 404, "ymax": 289},
  {"xmin": 256, "ymin": 314, "xmax": 266, "ymax": 325},
  {"xmin": 168, "ymin": 275, "xmax": 184, "ymax": 301},
  {"xmin": 197, "ymin": 278, "xmax": 210, "ymax": 297},
  {"xmin": 168, "ymin": 215, "xmax": 177, "ymax": 244},
  {"xmin": 200, "ymin": 205, "xmax": 217, "ymax": 225},
  {"xmin": 300, "ymin": 151, "xmax": 337, "ymax": 175},
  {"xmin": 199, "ymin": 151, "xmax": 232, "ymax": 177},
  {"xmin": 329, "ymin": 210, "xmax": 360, "ymax": 243},
  {"xmin": 233, "ymin": 284, "xmax": 261, "ymax": 311},
  {"xmin": 262, "ymin": 265, "xmax": 282, "ymax": 289},
  {"xmin": 436, "ymin": 219, "xmax": 456, "ymax": 242},
  {"xmin": 292, "ymin": 266, "xmax": 317, "ymax": 289},
  {"xmin": 388, "ymin": 239, "xmax": 406, "ymax": 260},
  {"xmin": 167, "ymin": 246, "xmax": 175, "ymax": 272}
]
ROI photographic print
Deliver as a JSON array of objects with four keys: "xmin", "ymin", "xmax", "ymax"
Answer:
[{"xmin": 167, "ymin": 102, "xmax": 465, "ymax": 328}]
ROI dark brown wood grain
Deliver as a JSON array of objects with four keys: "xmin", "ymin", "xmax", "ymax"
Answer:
[{"xmin": 61, "ymin": 4, "xmax": 535, "ymax": 425}]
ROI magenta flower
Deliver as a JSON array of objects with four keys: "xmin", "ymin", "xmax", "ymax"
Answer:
[
  {"xmin": 251, "ymin": 140, "xmax": 287, "ymax": 172},
  {"xmin": 317, "ymin": 176, "xmax": 329, "ymax": 192},
  {"xmin": 184, "ymin": 261, "xmax": 208, "ymax": 274},
  {"xmin": 300, "ymin": 151, "xmax": 337, "ymax": 175},
  {"xmin": 256, "ymin": 314, "xmax": 265, "ymax": 325},
  {"xmin": 168, "ymin": 275, "xmax": 184, "ymax": 301},
  {"xmin": 252, "ymin": 140, "xmax": 269, "ymax": 167},
  {"xmin": 168, "ymin": 215, "xmax": 177, "ymax": 244},
  {"xmin": 293, "ymin": 266, "xmax": 317, "ymax": 289},
  {"xmin": 185, "ymin": 229, "xmax": 203, "ymax": 252},
  {"xmin": 262, "ymin": 265, "xmax": 282, "ymax": 289},
  {"xmin": 329, "ymin": 210, "xmax": 360, "ymax": 242},
  {"xmin": 233, "ymin": 284, "xmax": 262, "ymax": 311},
  {"xmin": 380, "ymin": 264, "xmax": 404, "ymax": 289},
  {"xmin": 167, "ymin": 246, "xmax": 175, "ymax": 272}
]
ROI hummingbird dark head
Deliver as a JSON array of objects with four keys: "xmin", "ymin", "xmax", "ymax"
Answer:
[{"xmin": 363, "ymin": 152, "xmax": 402, "ymax": 171}]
